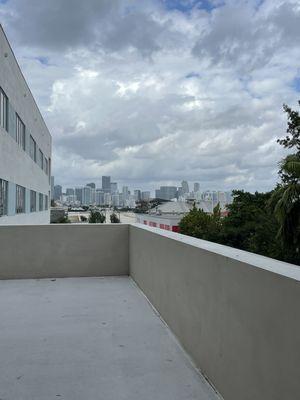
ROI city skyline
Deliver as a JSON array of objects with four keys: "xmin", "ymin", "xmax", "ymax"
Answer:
[
  {"xmin": 51, "ymin": 175, "xmax": 232, "ymax": 211},
  {"xmin": 52, "ymin": 176, "xmax": 232, "ymax": 199},
  {"xmin": 1, "ymin": 1, "xmax": 299, "ymax": 193}
]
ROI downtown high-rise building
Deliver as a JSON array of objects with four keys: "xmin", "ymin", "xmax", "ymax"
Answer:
[
  {"xmin": 83, "ymin": 186, "xmax": 92, "ymax": 205},
  {"xmin": 181, "ymin": 180, "xmax": 189, "ymax": 194},
  {"xmin": 102, "ymin": 176, "xmax": 111, "ymax": 193},
  {"xmin": 155, "ymin": 186, "xmax": 177, "ymax": 200},
  {"xmin": 122, "ymin": 186, "xmax": 129, "ymax": 201},
  {"xmin": 75, "ymin": 188, "xmax": 83, "ymax": 204},
  {"xmin": 66, "ymin": 188, "xmax": 75, "ymax": 196},
  {"xmin": 194, "ymin": 182, "xmax": 200, "ymax": 193},
  {"xmin": 96, "ymin": 189, "xmax": 104, "ymax": 206},
  {"xmin": 111, "ymin": 182, "xmax": 118, "ymax": 194},
  {"xmin": 54, "ymin": 185, "xmax": 62, "ymax": 201},
  {"xmin": 134, "ymin": 190, "xmax": 141, "ymax": 202},
  {"xmin": 141, "ymin": 191, "xmax": 151, "ymax": 201}
]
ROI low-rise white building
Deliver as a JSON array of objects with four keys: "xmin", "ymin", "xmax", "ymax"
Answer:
[{"xmin": 0, "ymin": 25, "xmax": 52, "ymax": 224}]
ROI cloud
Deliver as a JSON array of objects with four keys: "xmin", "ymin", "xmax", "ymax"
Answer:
[{"xmin": 1, "ymin": 0, "xmax": 300, "ymax": 192}]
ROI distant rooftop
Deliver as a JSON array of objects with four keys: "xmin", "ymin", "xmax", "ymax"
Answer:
[{"xmin": 150, "ymin": 201, "xmax": 192, "ymax": 215}]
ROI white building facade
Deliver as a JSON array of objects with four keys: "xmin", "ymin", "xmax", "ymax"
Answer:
[{"xmin": 0, "ymin": 26, "xmax": 52, "ymax": 224}]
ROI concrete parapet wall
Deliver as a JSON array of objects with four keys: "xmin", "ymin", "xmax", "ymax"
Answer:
[
  {"xmin": 0, "ymin": 224, "xmax": 129, "ymax": 279},
  {"xmin": 0, "ymin": 222, "xmax": 299, "ymax": 399},
  {"xmin": 129, "ymin": 224, "xmax": 300, "ymax": 400}
]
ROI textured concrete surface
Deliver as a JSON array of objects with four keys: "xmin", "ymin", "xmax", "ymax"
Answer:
[
  {"xmin": 0, "ymin": 276, "xmax": 219, "ymax": 400},
  {"xmin": 0, "ymin": 225, "xmax": 129, "ymax": 279},
  {"xmin": 130, "ymin": 224, "xmax": 300, "ymax": 400}
]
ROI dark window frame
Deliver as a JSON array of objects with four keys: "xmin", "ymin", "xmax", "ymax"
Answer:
[
  {"xmin": 16, "ymin": 185, "xmax": 26, "ymax": 214},
  {"xmin": 0, "ymin": 179, "xmax": 8, "ymax": 217},
  {"xmin": 44, "ymin": 157, "xmax": 48, "ymax": 175},
  {"xmin": 29, "ymin": 135, "xmax": 37, "ymax": 162},
  {"xmin": 30, "ymin": 190, "xmax": 36, "ymax": 212},
  {"xmin": 16, "ymin": 113, "xmax": 25, "ymax": 151},
  {"xmin": 39, "ymin": 149, "xmax": 44, "ymax": 170},
  {"xmin": 39, "ymin": 193, "xmax": 44, "ymax": 211},
  {"xmin": 0, "ymin": 87, "xmax": 8, "ymax": 132}
]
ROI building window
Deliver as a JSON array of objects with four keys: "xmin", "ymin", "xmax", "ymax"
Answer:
[
  {"xmin": 0, "ymin": 88, "xmax": 8, "ymax": 131},
  {"xmin": 39, "ymin": 193, "xmax": 43, "ymax": 211},
  {"xmin": 30, "ymin": 190, "xmax": 36, "ymax": 212},
  {"xmin": 29, "ymin": 135, "xmax": 37, "ymax": 162},
  {"xmin": 48, "ymin": 158, "xmax": 51, "ymax": 184},
  {"xmin": 16, "ymin": 114, "xmax": 25, "ymax": 150},
  {"xmin": 16, "ymin": 185, "xmax": 25, "ymax": 214},
  {"xmin": 0, "ymin": 179, "xmax": 8, "ymax": 217},
  {"xmin": 39, "ymin": 149, "xmax": 44, "ymax": 170},
  {"xmin": 44, "ymin": 157, "xmax": 48, "ymax": 175},
  {"xmin": 45, "ymin": 195, "xmax": 48, "ymax": 210}
]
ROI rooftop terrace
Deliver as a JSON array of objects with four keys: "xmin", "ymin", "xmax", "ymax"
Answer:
[
  {"xmin": 0, "ymin": 223, "xmax": 299, "ymax": 400},
  {"xmin": 0, "ymin": 276, "xmax": 218, "ymax": 400}
]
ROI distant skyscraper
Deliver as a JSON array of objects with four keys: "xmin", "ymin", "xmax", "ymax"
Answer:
[
  {"xmin": 102, "ymin": 176, "xmax": 111, "ymax": 193},
  {"xmin": 157, "ymin": 186, "xmax": 177, "ymax": 200},
  {"xmin": 66, "ymin": 188, "xmax": 74, "ymax": 196},
  {"xmin": 104, "ymin": 192, "xmax": 111, "ymax": 206},
  {"xmin": 96, "ymin": 189, "xmax": 104, "ymax": 206},
  {"xmin": 86, "ymin": 182, "xmax": 96, "ymax": 189},
  {"xmin": 181, "ymin": 180, "xmax": 189, "ymax": 194},
  {"xmin": 111, "ymin": 194, "xmax": 120, "ymax": 207},
  {"xmin": 194, "ymin": 182, "xmax": 200, "ymax": 193},
  {"xmin": 83, "ymin": 186, "xmax": 92, "ymax": 205},
  {"xmin": 51, "ymin": 176, "xmax": 55, "ymax": 200},
  {"xmin": 134, "ymin": 190, "xmax": 141, "ymax": 202},
  {"xmin": 111, "ymin": 182, "xmax": 118, "ymax": 194},
  {"xmin": 122, "ymin": 186, "xmax": 129, "ymax": 201},
  {"xmin": 54, "ymin": 185, "xmax": 62, "ymax": 201},
  {"xmin": 141, "ymin": 191, "xmax": 150, "ymax": 201},
  {"xmin": 75, "ymin": 188, "xmax": 83, "ymax": 205}
]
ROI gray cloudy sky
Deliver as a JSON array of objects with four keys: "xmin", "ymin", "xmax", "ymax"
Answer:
[{"xmin": 1, "ymin": 0, "xmax": 300, "ymax": 193}]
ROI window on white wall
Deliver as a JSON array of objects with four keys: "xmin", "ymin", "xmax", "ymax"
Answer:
[
  {"xmin": 16, "ymin": 185, "xmax": 25, "ymax": 214},
  {"xmin": 29, "ymin": 135, "xmax": 37, "ymax": 162},
  {"xmin": 16, "ymin": 114, "xmax": 25, "ymax": 150},
  {"xmin": 44, "ymin": 157, "xmax": 48, "ymax": 175},
  {"xmin": 39, "ymin": 193, "xmax": 43, "ymax": 211},
  {"xmin": 0, "ymin": 179, "xmax": 8, "ymax": 216},
  {"xmin": 39, "ymin": 149, "xmax": 44, "ymax": 170},
  {"xmin": 45, "ymin": 195, "xmax": 48, "ymax": 210},
  {"xmin": 30, "ymin": 190, "xmax": 36, "ymax": 212},
  {"xmin": 48, "ymin": 158, "xmax": 51, "ymax": 184},
  {"xmin": 0, "ymin": 88, "xmax": 8, "ymax": 131}
]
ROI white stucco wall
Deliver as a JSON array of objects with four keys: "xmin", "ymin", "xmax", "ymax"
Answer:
[
  {"xmin": 0, "ymin": 25, "xmax": 51, "ymax": 224},
  {"xmin": 0, "ymin": 210, "xmax": 50, "ymax": 225}
]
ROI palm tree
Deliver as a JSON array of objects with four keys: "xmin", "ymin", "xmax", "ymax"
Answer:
[
  {"xmin": 270, "ymin": 155, "xmax": 300, "ymax": 247},
  {"xmin": 269, "ymin": 101, "xmax": 300, "ymax": 249}
]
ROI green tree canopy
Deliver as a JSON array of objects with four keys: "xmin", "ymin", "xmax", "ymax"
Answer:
[
  {"xmin": 110, "ymin": 212, "xmax": 120, "ymax": 223},
  {"xmin": 269, "ymin": 101, "xmax": 300, "ymax": 251},
  {"xmin": 89, "ymin": 210, "xmax": 106, "ymax": 224},
  {"xmin": 179, "ymin": 204, "xmax": 222, "ymax": 243}
]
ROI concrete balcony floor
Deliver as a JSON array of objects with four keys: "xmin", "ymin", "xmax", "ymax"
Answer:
[{"xmin": 0, "ymin": 276, "xmax": 219, "ymax": 400}]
